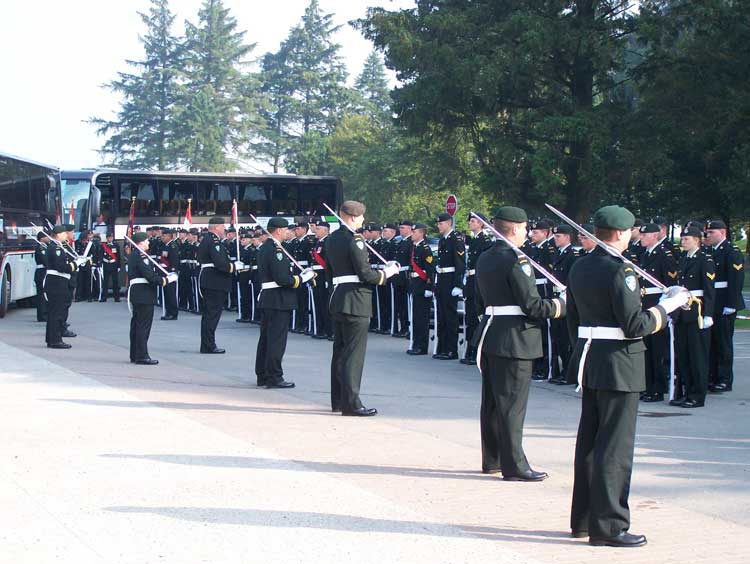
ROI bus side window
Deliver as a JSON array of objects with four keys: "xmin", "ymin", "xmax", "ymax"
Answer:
[
  {"xmin": 271, "ymin": 184, "xmax": 298, "ymax": 216},
  {"xmin": 197, "ymin": 181, "xmax": 233, "ymax": 217},
  {"xmin": 236, "ymin": 182, "xmax": 270, "ymax": 218},
  {"xmin": 159, "ymin": 179, "xmax": 195, "ymax": 219},
  {"xmin": 120, "ymin": 180, "xmax": 158, "ymax": 216},
  {"xmin": 299, "ymin": 183, "xmax": 336, "ymax": 217}
]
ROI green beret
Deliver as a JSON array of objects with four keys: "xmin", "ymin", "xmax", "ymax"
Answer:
[
  {"xmin": 639, "ymin": 223, "xmax": 660, "ymax": 234},
  {"xmin": 132, "ymin": 232, "xmax": 148, "ymax": 243},
  {"xmin": 208, "ymin": 216, "xmax": 226, "ymax": 225},
  {"xmin": 593, "ymin": 205, "xmax": 635, "ymax": 230},
  {"xmin": 492, "ymin": 206, "xmax": 528, "ymax": 223},
  {"xmin": 268, "ymin": 217, "xmax": 289, "ymax": 229},
  {"xmin": 64, "ymin": 223, "xmax": 75, "ymax": 231},
  {"xmin": 52, "ymin": 224, "xmax": 67, "ymax": 234}
]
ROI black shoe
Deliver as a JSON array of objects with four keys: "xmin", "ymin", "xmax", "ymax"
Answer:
[
  {"xmin": 135, "ymin": 358, "xmax": 159, "ymax": 365},
  {"xmin": 332, "ymin": 406, "xmax": 342, "ymax": 412},
  {"xmin": 503, "ymin": 469, "xmax": 548, "ymax": 482},
  {"xmin": 236, "ymin": 318, "xmax": 252, "ymax": 323},
  {"xmin": 571, "ymin": 530, "xmax": 589, "ymax": 539},
  {"xmin": 47, "ymin": 342, "xmax": 72, "ymax": 349},
  {"xmin": 680, "ymin": 398, "xmax": 704, "ymax": 408},
  {"xmin": 114, "ymin": 299, "xmax": 121, "ymax": 302},
  {"xmin": 437, "ymin": 352, "xmax": 458, "ymax": 360},
  {"xmin": 432, "ymin": 353, "xmax": 446, "ymax": 359},
  {"xmin": 200, "ymin": 347, "xmax": 225, "ymax": 354},
  {"xmin": 99, "ymin": 299, "xmax": 107, "ymax": 303},
  {"xmin": 482, "ymin": 468, "xmax": 501, "ymax": 475},
  {"xmin": 406, "ymin": 348, "xmax": 427, "ymax": 356},
  {"xmin": 160, "ymin": 315, "xmax": 177, "ymax": 321},
  {"xmin": 327, "ymin": 335, "xmax": 334, "ymax": 341},
  {"xmin": 342, "ymin": 407, "xmax": 378, "ymax": 417},
  {"xmin": 642, "ymin": 392, "xmax": 664, "ymax": 402},
  {"xmin": 589, "ymin": 531, "xmax": 647, "ymax": 548},
  {"xmin": 547, "ymin": 377, "xmax": 564, "ymax": 384},
  {"xmin": 531, "ymin": 373, "xmax": 546, "ymax": 381},
  {"xmin": 265, "ymin": 380, "xmax": 295, "ymax": 389},
  {"xmin": 62, "ymin": 330, "xmax": 77, "ymax": 338},
  {"xmin": 668, "ymin": 398, "xmax": 685, "ymax": 406},
  {"xmin": 312, "ymin": 333, "xmax": 328, "ymax": 340},
  {"xmin": 460, "ymin": 357, "xmax": 477, "ymax": 365},
  {"xmin": 709, "ymin": 383, "xmax": 728, "ymax": 393}
]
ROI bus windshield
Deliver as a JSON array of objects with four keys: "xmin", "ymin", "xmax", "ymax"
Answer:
[{"xmin": 61, "ymin": 178, "xmax": 91, "ymax": 225}]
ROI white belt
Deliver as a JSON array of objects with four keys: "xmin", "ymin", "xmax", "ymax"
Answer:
[
  {"xmin": 576, "ymin": 326, "xmax": 638, "ymax": 392},
  {"xmin": 297, "ymin": 260, "xmax": 309, "ymax": 266},
  {"xmin": 410, "ymin": 272, "xmax": 422, "ymax": 278},
  {"xmin": 399, "ymin": 266, "xmax": 409, "ymax": 272},
  {"xmin": 46, "ymin": 269, "xmax": 71, "ymax": 280},
  {"xmin": 535, "ymin": 278, "xmax": 547, "ymax": 286},
  {"xmin": 437, "ymin": 266, "xmax": 455, "ymax": 274},
  {"xmin": 252, "ymin": 265, "xmax": 258, "ymax": 270},
  {"xmin": 103, "ymin": 259, "xmax": 116, "ymax": 263},
  {"xmin": 332, "ymin": 275, "xmax": 361, "ymax": 285},
  {"xmin": 36, "ymin": 264, "xmax": 45, "ymax": 270},
  {"xmin": 180, "ymin": 259, "xmax": 190, "ymax": 264},
  {"xmin": 200, "ymin": 263, "xmax": 215, "ymax": 269},
  {"xmin": 466, "ymin": 269, "xmax": 476, "ymax": 276},
  {"xmin": 129, "ymin": 277, "xmax": 148, "ymax": 286},
  {"xmin": 689, "ymin": 289, "xmax": 704, "ymax": 297},
  {"xmin": 312, "ymin": 265, "xmax": 325, "ymax": 271},
  {"xmin": 642, "ymin": 287, "xmax": 663, "ymax": 295},
  {"xmin": 715, "ymin": 281, "xmax": 728, "ymax": 289},
  {"xmin": 485, "ymin": 305, "xmax": 525, "ymax": 316},
  {"xmin": 261, "ymin": 281, "xmax": 280, "ymax": 290}
]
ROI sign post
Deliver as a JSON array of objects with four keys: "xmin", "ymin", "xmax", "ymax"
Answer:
[{"xmin": 445, "ymin": 194, "xmax": 458, "ymax": 218}]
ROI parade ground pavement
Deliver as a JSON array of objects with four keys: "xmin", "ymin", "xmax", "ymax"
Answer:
[{"xmin": 1, "ymin": 302, "xmax": 748, "ymax": 564}]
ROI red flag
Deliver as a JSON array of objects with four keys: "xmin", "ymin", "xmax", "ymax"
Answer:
[
  {"xmin": 183, "ymin": 198, "xmax": 193, "ymax": 227},
  {"xmin": 231, "ymin": 198, "xmax": 238, "ymax": 227},
  {"xmin": 54, "ymin": 197, "xmax": 61, "ymax": 225},
  {"xmin": 69, "ymin": 198, "xmax": 75, "ymax": 224},
  {"xmin": 126, "ymin": 196, "xmax": 136, "ymax": 239}
]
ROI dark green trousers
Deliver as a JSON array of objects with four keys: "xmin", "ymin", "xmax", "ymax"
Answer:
[
  {"xmin": 479, "ymin": 354, "xmax": 532, "ymax": 476},
  {"xmin": 330, "ymin": 313, "xmax": 370, "ymax": 411},
  {"xmin": 571, "ymin": 388, "xmax": 639, "ymax": 537}
]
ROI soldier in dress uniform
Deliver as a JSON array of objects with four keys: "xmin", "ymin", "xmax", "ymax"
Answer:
[
  {"xmin": 236, "ymin": 230, "xmax": 255, "ymax": 323},
  {"xmin": 127, "ymin": 232, "xmax": 175, "ymax": 365},
  {"xmin": 187, "ymin": 228, "xmax": 201, "ymax": 313},
  {"xmin": 392, "ymin": 220, "xmax": 414, "ymax": 337},
  {"xmin": 671, "ymin": 225, "xmax": 715, "ymax": 407},
  {"xmin": 44, "ymin": 225, "xmax": 81, "ymax": 349},
  {"xmin": 311, "ymin": 221, "xmax": 332, "ymax": 339},
  {"xmin": 705, "ymin": 219, "xmax": 746, "ymax": 392},
  {"xmin": 34, "ymin": 231, "xmax": 49, "ymax": 322},
  {"xmin": 474, "ymin": 207, "xmax": 565, "ymax": 481},
  {"xmin": 327, "ymin": 201, "xmax": 400, "ymax": 415},
  {"xmin": 366, "ymin": 223, "xmax": 385, "ymax": 332},
  {"xmin": 406, "ymin": 223, "xmax": 435, "ymax": 355},
  {"xmin": 625, "ymin": 218, "xmax": 644, "ymax": 262},
  {"xmin": 255, "ymin": 218, "xmax": 314, "ymax": 388},
  {"xmin": 638, "ymin": 223, "xmax": 679, "ymax": 402},
  {"xmin": 100, "ymin": 231, "xmax": 122, "ymax": 302},
  {"xmin": 250, "ymin": 227, "xmax": 265, "ymax": 323},
  {"xmin": 549, "ymin": 224, "xmax": 579, "ymax": 384},
  {"xmin": 461, "ymin": 213, "xmax": 493, "ymax": 365},
  {"xmin": 75, "ymin": 231, "xmax": 94, "ymax": 302},
  {"xmin": 379, "ymin": 223, "xmax": 398, "ymax": 334},
  {"xmin": 225, "ymin": 227, "xmax": 240, "ymax": 312},
  {"xmin": 652, "ymin": 216, "xmax": 675, "ymax": 253},
  {"xmin": 160, "ymin": 228, "xmax": 180, "ymax": 320},
  {"xmin": 578, "ymin": 224, "xmax": 597, "ymax": 254},
  {"xmin": 291, "ymin": 222, "xmax": 315, "ymax": 333},
  {"xmin": 525, "ymin": 219, "xmax": 556, "ymax": 380},
  {"xmin": 62, "ymin": 225, "xmax": 78, "ymax": 337},
  {"xmin": 567, "ymin": 205, "xmax": 689, "ymax": 547},
  {"xmin": 198, "ymin": 217, "xmax": 238, "ymax": 354},
  {"xmin": 433, "ymin": 212, "xmax": 466, "ymax": 360}
]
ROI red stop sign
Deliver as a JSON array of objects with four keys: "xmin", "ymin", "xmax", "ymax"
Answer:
[{"xmin": 446, "ymin": 194, "xmax": 458, "ymax": 216}]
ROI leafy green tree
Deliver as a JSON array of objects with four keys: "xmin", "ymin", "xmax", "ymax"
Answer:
[
  {"xmin": 90, "ymin": 0, "xmax": 181, "ymax": 169},
  {"xmin": 177, "ymin": 0, "xmax": 257, "ymax": 171}
]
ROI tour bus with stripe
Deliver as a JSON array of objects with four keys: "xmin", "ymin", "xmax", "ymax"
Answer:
[
  {"xmin": 0, "ymin": 152, "xmax": 61, "ymax": 318},
  {"xmin": 61, "ymin": 169, "xmax": 343, "ymax": 240}
]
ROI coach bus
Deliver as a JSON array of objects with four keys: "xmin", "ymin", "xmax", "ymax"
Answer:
[
  {"xmin": 61, "ymin": 169, "xmax": 344, "ymax": 239},
  {"xmin": 0, "ymin": 152, "xmax": 61, "ymax": 317}
]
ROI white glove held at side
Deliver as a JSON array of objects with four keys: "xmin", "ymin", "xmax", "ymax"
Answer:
[
  {"xmin": 166, "ymin": 272, "xmax": 179, "ymax": 284},
  {"xmin": 659, "ymin": 287, "xmax": 689, "ymax": 314},
  {"xmin": 451, "ymin": 287, "xmax": 463, "ymax": 298},
  {"xmin": 722, "ymin": 307, "xmax": 736, "ymax": 316},
  {"xmin": 383, "ymin": 263, "xmax": 400, "ymax": 279},
  {"xmin": 424, "ymin": 290, "xmax": 433, "ymax": 298},
  {"xmin": 702, "ymin": 316, "xmax": 714, "ymax": 329},
  {"xmin": 300, "ymin": 268, "xmax": 315, "ymax": 283}
]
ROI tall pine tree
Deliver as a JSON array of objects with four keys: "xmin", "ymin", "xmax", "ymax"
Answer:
[
  {"xmin": 90, "ymin": 0, "xmax": 181, "ymax": 169},
  {"xmin": 177, "ymin": 0, "xmax": 256, "ymax": 171},
  {"xmin": 354, "ymin": 50, "xmax": 392, "ymax": 123}
]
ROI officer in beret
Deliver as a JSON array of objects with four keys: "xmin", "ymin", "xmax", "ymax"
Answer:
[
  {"xmin": 198, "ymin": 217, "xmax": 239, "ymax": 354},
  {"xmin": 705, "ymin": 219, "xmax": 746, "ymax": 392},
  {"xmin": 236, "ymin": 230, "xmax": 256, "ymax": 323},
  {"xmin": 392, "ymin": 220, "xmax": 414, "ymax": 338},
  {"xmin": 160, "ymin": 228, "xmax": 180, "ymax": 320},
  {"xmin": 100, "ymin": 231, "xmax": 122, "ymax": 302},
  {"xmin": 651, "ymin": 216, "xmax": 675, "ymax": 253},
  {"xmin": 311, "ymin": 221, "xmax": 332, "ymax": 339},
  {"xmin": 462, "ymin": 213, "xmax": 493, "ymax": 365},
  {"xmin": 577, "ymin": 224, "xmax": 597, "ymax": 254},
  {"xmin": 625, "ymin": 219, "xmax": 644, "ymax": 262},
  {"xmin": 638, "ymin": 222, "xmax": 679, "ymax": 402},
  {"xmin": 291, "ymin": 222, "xmax": 314, "ymax": 333},
  {"xmin": 366, "ymin": 223, "xmax": 386, "ymax": 332},
  {"xmin": 671, "ymin": 226, "xmax": 715, "ymax": 407},
  {"xmin": 474, "ymin": 206, "xmax": 565, "ymax": 481},
  {"xmin": 406, "ymin": 223, "xmax": 435, "ymax": 355},
  {"xmin": 62, "ymin": 224, "xmax": 78, "ymax": 337},
  {"xmin": 380, "ymin": 223, "xmax": 398, "ymax": 334},
  {"xmin": 255, "ymin": 218, "xmax": 314, "ymax": 388},
  {"xmin": 567, "ymin": 205, "xmax": 689, "ymax": 547},
  {"xmin": 549, "ymin": 224, "xmax": 579, "ymax": 384},
  {"xmin": 327, "ymin": 201, "xmax": 400, "ymax": 415},
  {"xmin": 128, "ymin": 232, "xmax": 176, "ymax": 364},
  {"xmin": 44, "ymin": 225, "xmax": 82, "ymax": 349},
  {"xmin": 434, "ymin": 212, "xmax": 466, "ymax": 360},
  {"xmin": 34, "ymin": 231, "xmax": 49, "ymax": 321},
  {"xmin": 524, "ymin": 219, "xmax": 555, "ymax": 380}
]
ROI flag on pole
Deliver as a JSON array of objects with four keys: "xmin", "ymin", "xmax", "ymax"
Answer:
[
  {"xmin": 69, "ymin": 198, "xmax": 75, "ymax": 224},
  {"xmin": 183, "ymin": 198, "xmax": 193, "ymax": 227},
  {"xmin": 126, "ymin": 197, "xmax": 136, "ymax": 239},
  {"xmin": 231, "ymin": 198, "xmax": 238, "ymax": 227},
  {"xmin": 54, "ymin": 197, "xmax": 61, "ymax": 225}
]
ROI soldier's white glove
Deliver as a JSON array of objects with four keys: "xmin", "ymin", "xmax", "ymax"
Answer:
[
  {"xmin": 300, "ymin": 268, "xmax": 315, "ymax": 283},
  {"xmin": 166, "ymin": 272, "xmax": 179, "ymax": 284},
  {"xmin": 658, "ymin": 286, "xmax": 689, "ymax": 314},
  {"xmin": 451, "ymin": 287, "xmax": 463, "ymax": 298},
  {"xmin": 74, "ymin": 257, "xmax": 87, "ymax": 268},
  {"xmin": 383, "ymin": 261, "xmax": 400, "ymax": 279},
  {"xmin": 702, "ymin": 316, "xmax": 714, "ymax": 329},
  {"xmin": 722, "ymin": 307, "xmax": 736, "ymax": 316},
  {"xmin": 558, "ymin": 289, "xmax": 567, "ymax": 304},
  {"xmin": 424, "ymin": 290, "xmax": 433, "ymax": 298},
  {"xmin": 234, "ymin": 261, "xmax": 245, "ymax": 271}
]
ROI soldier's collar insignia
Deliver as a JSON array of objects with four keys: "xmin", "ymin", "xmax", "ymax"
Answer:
[
  {"xmin": 356, "ymin": 241, "xmax": 365, "ymax": 250},
  {"xmin": 521, "ymin": 264, "xmax": 532, "ymax": 277},
  {"xmin": 625, "ymin": 274, "xmax": 637, "ymax": 292}
]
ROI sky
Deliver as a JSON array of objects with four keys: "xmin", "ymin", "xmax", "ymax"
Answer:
[{"xmin": 0, "ymin": 0, "xmax": 414, "ymax": 171}]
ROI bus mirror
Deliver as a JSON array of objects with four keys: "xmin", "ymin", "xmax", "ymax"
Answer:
[{"xmin": 90, "ymin": 186, "xmax": 101, "ymax": 218}]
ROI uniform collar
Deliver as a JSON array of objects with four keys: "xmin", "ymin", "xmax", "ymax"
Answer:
[
  {"xmin": 558, "ymin": 243, "xmax": 571, "ymax": 253},
  {"xmin": 687, "ymin": 247, "xmax": 699, "ymax": 258},
  {"xmin": 713, "ymin": 238, "xmax": 726, "ymax": 250},
  {"xmin": 442, "ymin": 229, "xmax": 453, "ymax": 239}
]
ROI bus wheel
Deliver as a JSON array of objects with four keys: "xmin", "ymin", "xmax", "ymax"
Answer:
[{"xmin": 0, "ymin": 268, "xmax": 9, "ymax": 318}]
